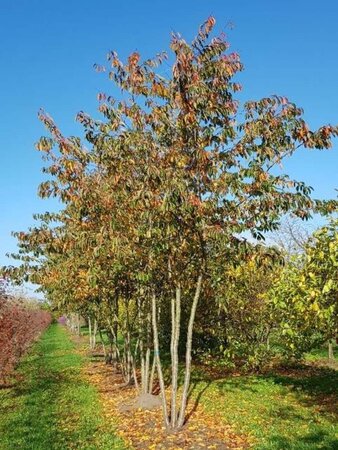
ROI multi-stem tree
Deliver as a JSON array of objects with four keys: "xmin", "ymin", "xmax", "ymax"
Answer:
[
  {"xmin": 93, "ymin": 18, "xmax": 337, "ymax": 429},
  {"xmin": 5, "ymin": 17, "xmax": 338, "ymax": 431}
]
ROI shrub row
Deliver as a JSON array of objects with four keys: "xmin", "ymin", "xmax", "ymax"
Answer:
[{"xmin": 0, "ymin": 295, "xmax": 51, "ymax": 384}]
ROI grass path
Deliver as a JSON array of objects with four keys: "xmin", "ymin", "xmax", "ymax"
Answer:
[{"xmin": 0, "ymin": 324, "xmax": 126, "ymax": 450}]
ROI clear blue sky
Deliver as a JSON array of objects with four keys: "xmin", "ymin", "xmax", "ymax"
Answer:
[{"xmin": 1, "ymin": 0, "xmax": 338, "ymax": 274}]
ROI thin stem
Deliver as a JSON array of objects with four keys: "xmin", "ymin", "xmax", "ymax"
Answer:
[
  {"xmin": 152, "ymin": 293, "xmax": 169, "ymax": 428},
  {"xmin": 177, "ymin": 274, "xmax": 203, "ymax": 428}
]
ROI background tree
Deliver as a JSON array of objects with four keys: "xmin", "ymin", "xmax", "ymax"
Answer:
[
  {"xmin": 269, "ymin": 218, "xmax": 337, "ymax": 359},
  {"xmin": 269, "ymin": 215, "xmax": 311, "ymax": 256}
]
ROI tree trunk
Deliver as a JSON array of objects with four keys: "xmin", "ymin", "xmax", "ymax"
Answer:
[
  {"xmin": 152, "ymin": 293, "xmax": 169, "ymax": 428},
  {"xmin": 131, "ymin": 339, "xmax": 140, "ymax": 392},
  {"xmin": 177, "ymin": 274, "xmax": 203, "ymax": 429},
  {"xmin": 92, "ymin": 319, "xmax": 97, "ymax": 349},
  {"xmin": 170, "ymin": 285, "xmax": 181, "ymax": 428},
  {"xmin": 108, "ymin": 319, "xmax": 120, "ymax": 368},
  {"xmin": 328, "ymin": 339, "xmax": 334, "ymax": 360},
  {"xmin": 144, "ymin": 307, "xmax": 152, "ymax": 394},
  {"xmin": 149, "ymin": 355, "xmax": 156, "ymax": 394},
  {"xmin": 99, "ymin": 329, "xmax": 107, "ymax": 358},
  {"xmin": 76, "ymin": 314, "xmax": 81, "ymax": 336},
  {"xmin": 88, "ymin": 316, "xmax": 92, "ymax": 348}
]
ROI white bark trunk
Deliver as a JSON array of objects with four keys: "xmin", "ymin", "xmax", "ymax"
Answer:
[
  {"xmin": 152, "ymin": 293, "xmax": 169, "ymax": 428},
  {"xmin": 177, "ymin": 274, "xmax": 203, "ymax": 428}
]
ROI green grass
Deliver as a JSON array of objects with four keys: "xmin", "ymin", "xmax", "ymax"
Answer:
[
  {"xmin": 305, "ymin": 344, "xmax": 338, "ymax": 363},
  {"xmin": 189, "ymin": 364, "xmax": 338, "ymax": 449},
  {"xmin": 79, "ymin": 325, "xmax": 111, "ymax": 346},
  {"xmin": 79, "ymin": 325, "xmax": 125, "ymax": 345},
  {"xmin": 0, "ymin": 324, "xmax": 126, "ymax": 450},
  {"xmin": 13, "ymin": 324, "xmax": 334, "ymax": 449}
]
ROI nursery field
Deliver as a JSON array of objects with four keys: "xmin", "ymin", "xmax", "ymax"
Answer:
[
  {"xmin": 0, "ymin": 324, "xmax": 336, "ymax": 450},
  {"xmin": 1, "ymin": 11, "xmax": 338, "ymax": 450}
]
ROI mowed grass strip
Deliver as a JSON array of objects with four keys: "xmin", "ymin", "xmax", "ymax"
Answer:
[
  {"xmin": 0, "ymin": 323, "xmax": 126, "ymax": 450},
  {"xmin": 190, "ymin": 364, "xmax": 338, "ymax": 450}
]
